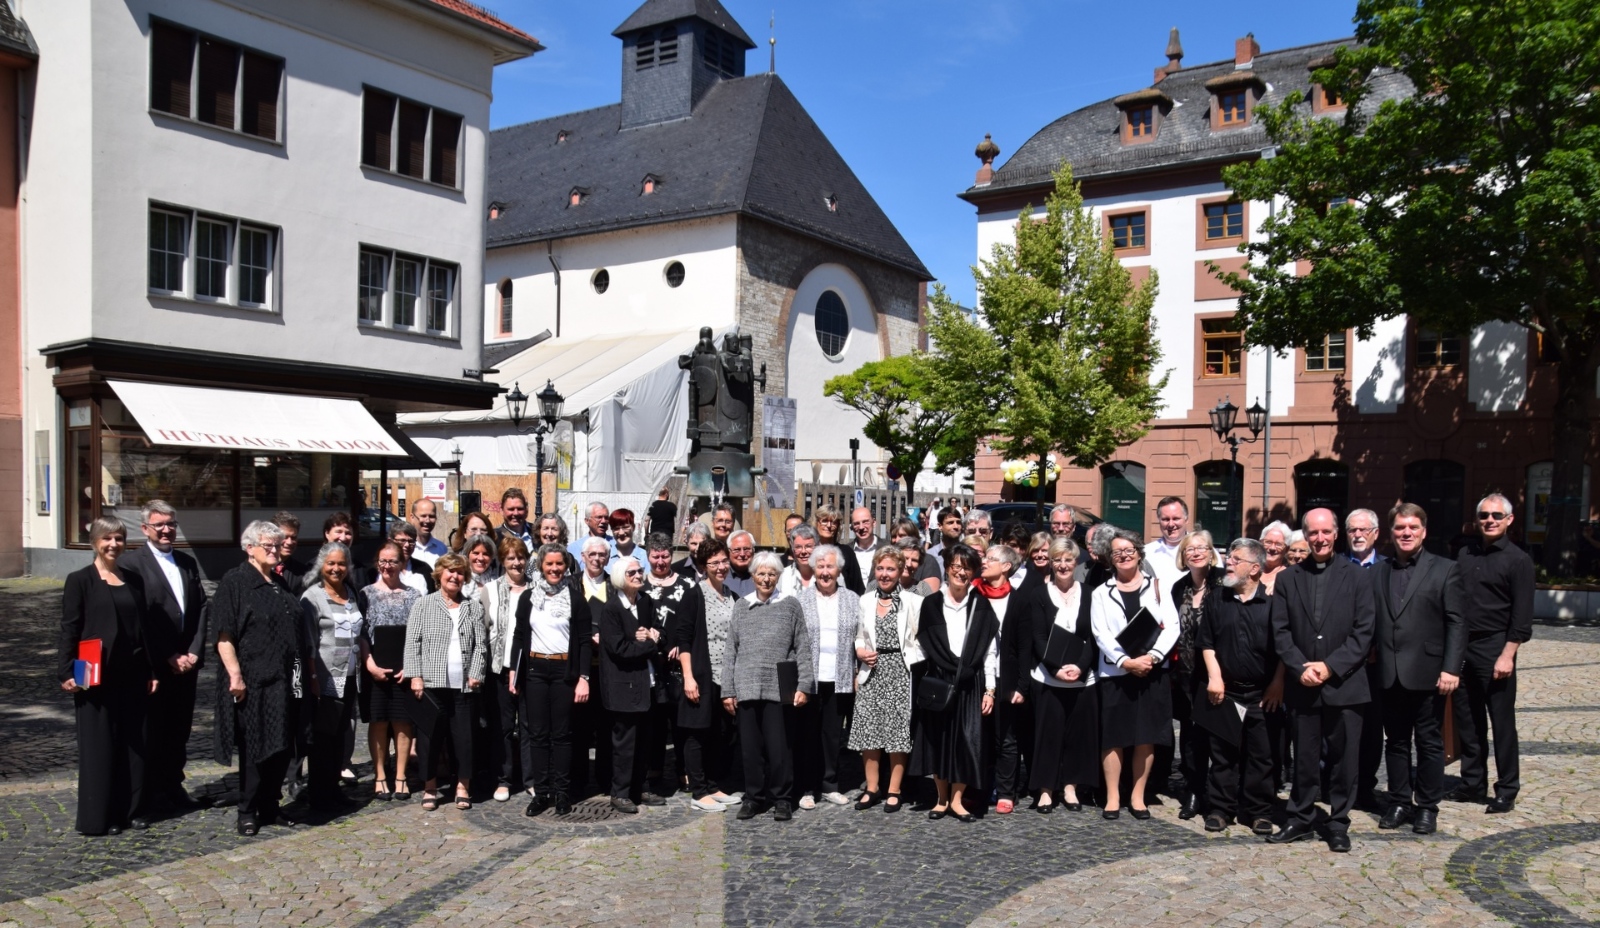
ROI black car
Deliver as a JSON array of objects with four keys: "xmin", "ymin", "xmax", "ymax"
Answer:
[{"xmin": 975, "ymin": 502, "xmax": 1103, "ymax": 548}]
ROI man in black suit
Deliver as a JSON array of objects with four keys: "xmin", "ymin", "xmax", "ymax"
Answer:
[
  {"xmin": 273, "ymin": 511, "xmax": 309, "ymax": 596},
  {"xmin": 1373, "ymin": 502, "xmax": 1465, "ymax": 835},
  {"xmin": 123, "ymin": 500, "xmax": 209, "ymax": 810},
  {"xmin": 1267, "ymin": 508, "xmax": 1375, "ymax": 853}
]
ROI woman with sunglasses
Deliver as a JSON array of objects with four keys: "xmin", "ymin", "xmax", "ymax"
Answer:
[{"xmin": 597, "ymin": 556, "xmax": 663, "ymax": 813}]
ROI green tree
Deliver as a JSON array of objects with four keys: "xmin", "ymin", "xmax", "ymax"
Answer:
[
  {"xmin": 823, "ymin": 353, "xmax": 958, "ymax": 505},
  {"xmin": 925, "ymin": 163, "xmax": 1167, "ymax": 516},
  {"xmin": 1219, "ymin": 0, "xmax": 1600, "ymax": 572}
]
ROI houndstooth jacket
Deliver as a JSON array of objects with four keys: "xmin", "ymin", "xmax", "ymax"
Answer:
[{"xmin": 402, "ymin": 592, "xmax": 488, "ymax": 690}]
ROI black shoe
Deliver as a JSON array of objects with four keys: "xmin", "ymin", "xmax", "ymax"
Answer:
[
  {"xmin": 773, "ymin": 801, "xmax": 792, "ymax": 822},
  {"xmin": 554, "ymin": 794, "xmax": 572, "ymax": 816},
  {"xmin": 1327, "ymin": 831, "xmax": 1352, "ymax": 853},
  {"xmin": 1379, "ymin": 804, "xmax": 1414, "ymax": 830},
  {"xmin": 610, "ymin": 797, "xmax": 639, "ymax": 814},
  {"xmin": 525, "ymin": 795, "xmax": 549, "ymax": 817},
  {"xmin": 1179, "ymin": 794, "xmax": 1201, "ymax": 820},
  {"xmin": 1203, "ymin": 812, "xmax": 1230, "ymax": 832},
  {"xmin": 883, "ymin": 793, "xmax": 903, "ymax": 813},
  {"xmin": 639, "ymin": 792, "xmax": 667, "ymax": 806},
  {"xmin": 1130, "ymin": 807, "xmax": 1151, "ymax": 820},
  {"xmin": 1252, "ymin": 817, "xmax": 1275, "ymax": 835},
  {"xmin": 1267, "ymin": 822, "xmax": 1318, "ymax": 844},
  {"xmin": 928, "ymin": 807, "xmax": 948, "ymax": 820},
  {"xmin": 951, "ymin": 810, "xmax": 977, "ymax": 823},
  {"xmin": 128, "ymin": 817, "xmax": 151, "ymax": 831},
  {"xmin": 1102, "ymin": 809, "xmax": 1121, "ymax": 820},
  {"xmin": 236, "ymin": 816, "xmax": 258, "ymax": 837},
  {"xmin": 1412, "ymin": 808, "xmax": 1439, "ymax": 834},
  {"xmin": 1036, "ymin": 801, "xmax": 1055, "ymax": 814},
  {"xmin": 1448, "ymin": 786, "xmax": 1488, "ymax": 804},
  {"xmin": 1064, "ymin": 801, "xmax": 1083, "ymax": 812},
  {"xmin": 736, "ymin": 800, "xmax": 768, "ymax": 820},
  {"xmin": 1487, "ymin": 796, "xmax": 1515, "ymax": 814},
  {"xmin": 106, "ymin": 825, "xmax": 123, "ymax": 836},
  {"xmin": 855, "ymin": 790, "xmax": 880, "ymax": 811}
]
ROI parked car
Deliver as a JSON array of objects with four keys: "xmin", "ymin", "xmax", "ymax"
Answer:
[
  {"xmin": 975, "ymin": 502, "xmax": 1103, "ymax": 548},
  {"xmin": 358, "ymin": 507, "xmax": 402, "ymax": 536}
]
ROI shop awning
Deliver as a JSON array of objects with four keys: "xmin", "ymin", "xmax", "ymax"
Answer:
[{"xmin": 108, "ymin": 380, "xmax": 411, "ymax": 457}]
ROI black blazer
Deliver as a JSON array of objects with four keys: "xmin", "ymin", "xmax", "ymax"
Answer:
[
  {"xmin": 121, "ymin": 545, "xmax": 208, "ymax": 673},
  {"xmin": 840, "ymin": 548, "xmax": 866, "ymax": 596},
  {"xmin": 1373, "ymin": 549, "xmax": 1467, "ymax": 691},
  {"xmin": 917, "ymin": 590, "xmax": 999, "ymax": 686},
  {"xmin": 598, "ymin": 594, "xmax": 660, "ymax": 714},
  {"xmin": 58, "ymin": 565, "xmax": 153, "ymax": 684},
  {"xmin": 509, "ymin": 584, "xmax": 593, "ymax": 684},
  {"xmin": 405, "ymin": 558, "xmax": 437, "ymax": 594},
  {"xmin": 994, "ymin": 592, "xmax": 1031, "ymax": 700},
  {"xmin": 1270, "ymin": 557, "xmax": 1376, "ymax": 709},
  {"xmin": 1016, "ymin": 581, "xmax": 1097, "ymax": 684},
  {"xmin": 672, "ymin": 581, "xmax": 738, "ymax": 728},
  {"xmin": 1011, "ymin": 565, "xmax": 1047, "ymax": 596}
]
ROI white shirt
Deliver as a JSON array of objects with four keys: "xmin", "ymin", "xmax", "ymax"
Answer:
[
  {"xmin": 777, "ymin": 564, "xmax": 813, "ymax": 600},
  {"xmin": 150, "ymin": 546, "xmax": 185, "ymax": 614},
  {"xmin": 445, "ymin": 601, "xmax": 465, "ymax": 689},
  {"xmin": 398, "ymin": 570, "xmax": 428, "ymax": 595},
  {"xmin": 852, "ymin": 536, "xmax": 880, "ymax": 578},
  {"xmin": 415, "ymin": 536, "xmax": 447, "ymax": 567},
  {"xmin": 816, "ymin": 590, "xmax": 840, "ymax": 682},
  {"xmin": 526, "ymin": 595, "xmax": 570, "ymax": 655},
  {"xmin": 942, "ymin": 589, "xmax": 997, "ymax": 690},
  {"xmin": 1033, "ymin": 582, "xmax": 1093, "ymax": 688},
  {"xmin": 1144, "ymin": 538, "xmax": 1184, "ymax": 592}
]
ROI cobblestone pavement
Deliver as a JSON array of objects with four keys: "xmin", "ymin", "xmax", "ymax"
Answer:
[{"xmin": 3, "ymin": 580, "xmax": 1599, "ymax": 926}]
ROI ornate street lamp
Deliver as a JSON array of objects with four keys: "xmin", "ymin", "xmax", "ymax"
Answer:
[
  {"xmin": 1210, "ymin": 396, "xmax": 1266, "ymax": 538},
  {"xmin": 506, "ymin": 380, "xmax": 564, "ymax": 516}
]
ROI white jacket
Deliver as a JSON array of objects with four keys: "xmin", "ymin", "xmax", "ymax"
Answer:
[
  {"xmin": 854, "ymin": 590, "xmax": 926, "ymax": 678},
  {"xmin": 1090, "ymin": 574, "xmax": 1180, "ymax": 678}
]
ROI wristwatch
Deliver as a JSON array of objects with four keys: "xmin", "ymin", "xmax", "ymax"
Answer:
[{"xmin": 580, "ymin": 674, "xmax": 590, "ymax": 681}]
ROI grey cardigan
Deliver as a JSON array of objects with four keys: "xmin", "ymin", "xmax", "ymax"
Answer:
[
  {"xmin": 722, "ymin": 594, "xmax": 814, "ymax": 704},
  {"xmin": 402, "ymin": 592, "xmax": 488, "ymax": 691},
  {"xmin": 796, "ymin": 585, "xmax": 861, "ymax": 693}
]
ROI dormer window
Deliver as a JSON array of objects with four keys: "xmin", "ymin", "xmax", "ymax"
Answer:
[
  {"xmin": 824, "ymin": 194, "xmax": 838, "ymax": 213},
  {"xmin": 556, "ymin": 129, "xmax": 570, "ymax": 143},
  {"xmin": 1218, "ymin": 91, "xmax": 1247, "ymax": 125},
  {"xmin": 1112, "ymin": 88, "xmax": 1171, "ymax": 145},
  {"xmin": 488, "ymin": 201, "xmax": 506, "ymax": 221},
  {"xmin": 642, "ymin": 174, "xmax": 660, "ymax": 195},
  {"xmin": 1205, "ymin": 72, "xmax": 1264, "ymax": 130},
  {"xmin": 1308, "ymin": 54, "xmax": 1348, "ymax": 114},
  {"xmin": 568, "ymin": 187, "xmax": 589, "ymax": 207}
]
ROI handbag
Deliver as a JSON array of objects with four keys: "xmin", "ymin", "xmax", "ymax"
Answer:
[{"xmin": 915, "ymin": 673, "xmax": 955, "ymax": 712}]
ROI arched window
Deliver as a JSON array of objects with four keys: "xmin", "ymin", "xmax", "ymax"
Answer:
[
  {"xmin": 1100, "ymin": 461, "xmax": 1146, "ymax": 532},
  {"xmin": 1294, "ymin": 458, "xmax": 1350, "ymax": 528},
  {"xmin": 496, "ymin": 278, "xmax": 512, "ymax": 335},
  {"xmin": 1403, "ymin": 459, "xmax": 1466, "ymax": 554},
  {"xmin": 814, "ymin": 290, "xmax": 848, "ymax": 357},
  {"xmin": 1194, "ymin": 459, "xmax": 1244, "ymax": 541}
]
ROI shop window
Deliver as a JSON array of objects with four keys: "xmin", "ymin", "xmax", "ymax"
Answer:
[
  {"xmin": 1415, "ymin": 327, "xmax": 1462, "ymax": 369},
  {"xmin": 1304, "ymin": 332, "xmax": 1347, "ymax": 372},
  {"xmin": 357, "ymin": 246, "xmax": 456, "ymax": 337},
  {"xmin": 149, "ymin": 20, "xmax": 282, "ymax": 141},
  {"xmin": 360, "ymin": 87, "xmax": 462, "ymax": 189},
  {"xmin": 148, "ymin": 205, "xmax": 276, "ymax": 310},
  {"xmin": 1202, "ymin": 318, "xmax": 1244, "ymax": 378}
]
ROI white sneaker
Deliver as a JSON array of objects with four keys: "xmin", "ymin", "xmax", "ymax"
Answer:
[
  {"xmin": 690, "ymin": 796, "xmax": 726, "ymax": 812},
  {"xmin": 714, "ymin": 792, "xmax": 743, "ymax": 805},
  {"xmin": 798, "ymin": 795, "xmax": 817, "ymax": 810},
  {"xmin": 822, "ymin": 791, "xmax": 850, "ymax": 806},
  {"xmin": 493, "ymin": 786, "xmax": 510, "ymax": 802}
]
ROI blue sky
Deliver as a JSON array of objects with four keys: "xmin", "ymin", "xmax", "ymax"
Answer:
[{"xmin": 483, "ymin": 0, "xmax": 1360, "ymax": 306}]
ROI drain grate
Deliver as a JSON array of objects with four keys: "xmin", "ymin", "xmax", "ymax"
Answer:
[{"xmin": 539, "ymin": 796, "xmax": 631, "ymax": 824}]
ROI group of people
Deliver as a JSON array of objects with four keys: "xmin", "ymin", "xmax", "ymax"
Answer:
[{"xmin": 58, "ymin": 486, "xmax": 1532, "ymax": 850}]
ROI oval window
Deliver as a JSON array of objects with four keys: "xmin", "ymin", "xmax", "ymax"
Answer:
[
  {"xmin": 592, "ymin": 268, "xmax": 610, "ymax": 294},
  {"xmin": 664, "ymin": 260, "xmax": 686, "ymax": 288},
  {"xmin": 814, "ymin": 290, "xmax": 848, "ymax": 357}
]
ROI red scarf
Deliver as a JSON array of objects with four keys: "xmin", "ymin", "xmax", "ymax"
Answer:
[{"xmin": 973, "ymin": 577, "xmax": 1012, "ymax": 599}]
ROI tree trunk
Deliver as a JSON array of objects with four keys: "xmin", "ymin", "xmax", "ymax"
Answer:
[{"xmin": 1541, "ymin": 352, "xmax": 1596, "ymax": 576}]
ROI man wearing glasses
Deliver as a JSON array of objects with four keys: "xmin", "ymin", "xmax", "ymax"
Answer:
[
  {"xmin": 1343, "ymin": 508, "xmax": 1387, "ymax": 813},
  {"xmin": 1450, "ymin": 493, "xmax": 1534, "ymax": 813},
  {"xmin": 726, "ymin": 530, "xmax": 758, "ymax": 597},
  {"xmin": 123, "ymin": 500, "xmax": 209, "ymax": 810},
  {"xmin": 1344, "ymin": 510, "xmax": 1387, "ymax": 568}
]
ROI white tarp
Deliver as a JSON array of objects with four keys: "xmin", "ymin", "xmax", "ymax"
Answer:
[
  {"xmin": 108, "ymin": 380, "xmax": 403, "ymax": 456},
  {"xmin": 586, "ymin": 343, "xmax": 692, "ymax": 493}
]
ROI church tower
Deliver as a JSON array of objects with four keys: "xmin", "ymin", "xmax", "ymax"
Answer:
[{"xmin": 614, "ymin": 0, "xmax": 756, "ymax": 129}]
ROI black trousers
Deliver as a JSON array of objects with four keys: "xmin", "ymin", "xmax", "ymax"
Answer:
[
  {"xmin": 416, "ymin": 689, "xmax": 476, "ymax": 788},
  {"xmin": 145, "ymin": 670, "xmax": 198, "ymax": 798},
  {"xmin": 238, "ymin": 742, "xmax": 292, "ymax": 820},
  {"xmin": 1454, "ymin": 633, "xmax": 1520, "ymax": 799},
  {"xmin": 308, "ymin": 685, "xmax": 357, "ymax": 806},
  {"xmin": 489, "ymin": 669, "xmax": 532, "ymax": 790},
  {"xmin": 1357, "ymin": 662, "xmax": 1385, "ymax": 802},
  {"xmin": 1172, "ymin": 673, "xmax": 1211, "ymax": 803},
  {"xmin": 992, "ymin": 696, "xmax": 1031, "ymax": 800},
  {"xmin": 790, "ymin": 683, "xmax": 853, "ymax": 799},
  {"xmin": 520, "ymin": 659, "xmax": 574, "ymax": 798},
  {"xmin": 1206, "ymin": 701, "xmax": 1273, "ymax": 822},
  {"xmin": 1287, "ymin": 703, "xmax": 1362, "ymax": 831},
  {"xmin": 737, "ymin": 699, "xmax": 792, "ymax": 805},
  {"xmin": 1382, "ymin": 684, "xmax": 1446, "ymax": 810},
  {"xmin": 683, "ymin": 682, "xmax": 736, "ymax": 799},
  {"xmin": 75, "ymin": 676, "xmax": 148, "ymax": 834},
  {"xmin": 570, "ymin": 697, "xmax": 613, "ymax": 798},
  {"xmin": 610, "ymin": 710, "xmax": 648, "ymax": 800}
]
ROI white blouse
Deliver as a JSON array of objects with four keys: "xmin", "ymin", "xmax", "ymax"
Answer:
[{"xmin": 1033, "ymin": 582, "xmax": 1094, "ymax": 689}]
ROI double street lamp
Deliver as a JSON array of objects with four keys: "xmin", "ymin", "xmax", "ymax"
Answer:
[
  {"xmin": 1209, "ymin": 396, "xmax": 1267, "ymax": 539},
  {"xmin": 506, "ymin": 379, "xmax": 565, "ymax": 517}
]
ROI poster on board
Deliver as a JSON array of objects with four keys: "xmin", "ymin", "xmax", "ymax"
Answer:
[{"xmin": 762, "ymin": 396, "xmax": 797, "ymax": 510}]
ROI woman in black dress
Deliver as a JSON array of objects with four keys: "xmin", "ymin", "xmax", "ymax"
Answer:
[
  {"xmin": 1021, "ymin": 537, "xmax": 1100, "ymax": 813},
  {"xmin": 1171, "ymin": 530, "xmax": 1222, "ymax": 819},
  {"xmin": 911, "ymin": 544, "xmax": 996, "ymax": 822},
  {"xmin": 214, "ymin": 519, "xmax": 312, "ymax": 836},
  {"xmin": 59, "ymin": 516, "xmax": 155, "ymax": 836}
]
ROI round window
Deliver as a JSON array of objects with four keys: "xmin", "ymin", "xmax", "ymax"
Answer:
[
  {"xmin": 592, "ymin": 268, "xmax": 610, "ymax": 294},
  {"xmin": 664, "ymin": 260, "xmax": 686, "ymax": 288},
  {"xmin": 814, "ymin": 290, "xmax": 848, "ymax": 357}
]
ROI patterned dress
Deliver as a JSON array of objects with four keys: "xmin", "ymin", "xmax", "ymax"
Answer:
[
  {"xmin": 362, "ymin": 582, "xmax": 422, "ymax": 723},
  {"xmin": 847, "ymin": 605, "xmax": 914, "ymax": 754}
]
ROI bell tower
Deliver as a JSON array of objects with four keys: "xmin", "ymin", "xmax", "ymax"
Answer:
[{"xmin": 614, "ymin": 0, "xmax": 757, "ymax": 129}]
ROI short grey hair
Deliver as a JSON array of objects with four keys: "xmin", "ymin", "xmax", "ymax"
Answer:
[
  {"xmin": 729, "ymin": 530, "xmax": 755, "ymax": 547},
  {"xmin": 587, "ymin": 501, "xmax": 610, "ymax": 518},
  {"xmin": 389, "ymin": 521, "xmax": 419, "ymax": 540},
  {"xmin": 1049, "ymin": 504, "xmax": 1075, "ymax": 521},
  {"xmin": 606, "ymin": 557, "xmax": 641, "ymax": 587},
  {"xmin": 1344, "ymin": 508, "xmax": 1380, "ymax": 530},
  {"xmin": 1289, "ymin": 530, "xmax": 1305, "ymax": 544},
  {"xmin": 987, "ymin": 544, "xmax": 1021, "ymax": 569},
  {"xmin": 810, "ymin": 543, "xmax": 842, "ymax": 569},
  {"xmin": 1111, "ymin": 528, "xmax": 1145, "ymax": 558},
  {"xmin": 750, "ymin": 550, "xmax": 785, "ymax": 575},
  {"xmin": 787, "ymin": 523, "xmax": 818, "ymax": 545},
  {"xmin": 311, "ymin": 541, "xmax": 353, "ymax": 581},
  {"xmin": 88, "ymin": 516, "xmax": 126, "ymax": 542},
  {"xmin": 140, "ymin": 499, "xmax": 176, "ymax": 523},
  {"xmin": 685, "ymin": 522, "xmax": 713, "ymax": 542},
  {"xmin": 1229, "ymin": 537, "xmax": 1267, "ymax": 568},
  {"xmin": 581, "ymin": 535, "xmax": 611, "ymax": 555},
  {"xmin": 963, "ymin": 509, "xmax": 993, "ymax": 530},
  {"xmin": 1478, "ymin": 493, "xmax": 1514, "ymax": 517},
  {"xmin": 240, "ymin": 519, "xmax": 285, "ymax": 552},
  {"xmin": 1087, "ymin": 522, "xmax": 1118, "ymax": 558},
  {"xmin": 1260, "ymin": 520, "xmax": 1292, "ymax": 544}
]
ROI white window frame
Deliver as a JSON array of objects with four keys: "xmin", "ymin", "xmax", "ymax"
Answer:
[
  {"xmin": 357, "ymin": 246, "xmax": 457, "ymax": 339},
  {"xmin": 147, "ymin": 203, "xmax": 277, "ymax": 311}
]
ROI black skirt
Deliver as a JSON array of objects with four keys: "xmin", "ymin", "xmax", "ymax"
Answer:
[
  {"xmin": 909, "ymin": 671, "xmax": 989, "ymax": 784},
  {"xmin": 365, "ymin": 676, "xmax": 414, "ymax": 725},
  {"xmin": 1030, "ymin": 680, "xmax": 1100, "ymax": 790},
  {"xmin": 1099, "ymin": 670, "xmax": 1174, "ymax": 749}
]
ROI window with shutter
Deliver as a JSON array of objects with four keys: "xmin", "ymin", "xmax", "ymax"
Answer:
[
  {"xmin": 150, "ymin": 23, "xmax": 194, "ymax": 118},
  {"xmin": 395, "ymin": 100, "xmax": 429, "ymax": 179},
  {"xmin": 361, "ymin": 91, "xmax": 396, "ymax": 171},
  {"xmin": 150, "ymin": 21, "xmax": 281, "ymax": 141},
  {"xmin": 196, "ymin": 39, "xmax": 239, "ymax": 129},
  {"xmin": 360, "ymin": 87, "xmax": 465, "ymax": 190},
  {"xmin": 429, "ymin": 111, "xmax": 460, "ymax": 188},
  {"xmin": 239, "ymin": 53, "xmax": 281, "ymax": 139}
]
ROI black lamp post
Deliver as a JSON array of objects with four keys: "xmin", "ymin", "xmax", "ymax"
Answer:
[
  {"xmin": 1209, "ymin": 396, "xmax": 1267, "ymax": 538},
  {"xmin": 506, "ymin": 379, "xmax": 565, "ymax": 517}
]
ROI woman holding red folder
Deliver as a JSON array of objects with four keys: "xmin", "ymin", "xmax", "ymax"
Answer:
[
  {"xmin": 1089, "ymin": 530, "xmax": 1180, "ymax": 819},
  {"xmin": 59, "ymin": 516, "xmax": 155, "ymax": 836}
]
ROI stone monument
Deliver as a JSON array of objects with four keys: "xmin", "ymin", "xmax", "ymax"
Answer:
[{"xmin": 678, "ymin": 327, "xmax": 765, "ymax": 508}]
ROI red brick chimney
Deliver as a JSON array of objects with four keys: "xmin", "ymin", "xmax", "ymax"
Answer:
[
  {"xmin": 1235, "ymin": 33, "xmax": 1260, "ymax": 67},
  {"xmin": 974, "ymin": 133, "xmax": 1000, "ymax": 186}
]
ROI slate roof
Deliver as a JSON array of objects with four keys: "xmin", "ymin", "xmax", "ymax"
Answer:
[
  {"xmin": 486, "ymin": 73, "xmax": 930, "ymax": 279},
  {"xmin": 962, "ymin": 38, "xmax": 1414, "ymax": 200},
  {"xmin": 0, "ymin": 0, "xmax": 37, "ymax": 62},
  {"xmin": 613, "ymin": 0, "xmax": 754, "ymax": 47}
]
